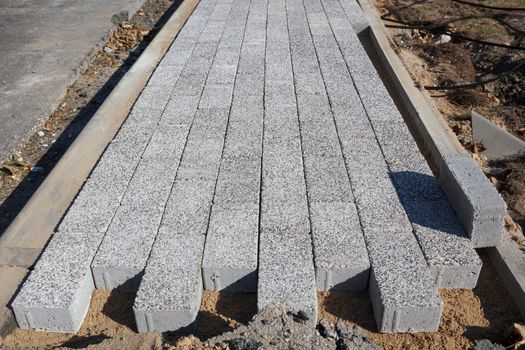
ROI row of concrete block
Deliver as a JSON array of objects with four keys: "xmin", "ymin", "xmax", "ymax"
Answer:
[{"xmin": 10, "ymin": 0, "xmax": 501, "ymax": 336}]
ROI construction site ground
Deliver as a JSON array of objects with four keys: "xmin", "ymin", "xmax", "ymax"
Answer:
[{"xmin": 0, "ymin": 0, "xmax": 524, "ymax": 349}]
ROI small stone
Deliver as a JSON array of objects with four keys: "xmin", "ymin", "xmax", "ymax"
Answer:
[
  {"xmin": 31, "ymin": 166, "xmax": 45, "ymax": 174},
  {"xmin": 37, "ymin": 131, "xmax": 45, "ymax": 137}
]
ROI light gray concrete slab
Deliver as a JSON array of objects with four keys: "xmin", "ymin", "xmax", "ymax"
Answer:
[
  {"xmin": 310, "ymin": 202, "xmax": 370, "ymax": 291},
  {"xmin": 365, "ymin": 233, "xmax": 443, "ymax": 333},
  {"xmin": 202, "ymin": 205, "xmax": 259, "ymax": 292},
  {"xmin": 91, "ymin": 203, "xmax": 164, "ymax": 291},
  {"xmin": 133, "ymin": 234, "xmax": 205, "ymax": 333},
  {"xmin": 258, "ymin": 231, "xmax": 318, "ymax": 322},
  {"xmin": 11, "ymin": 232, "xmax": 101, "ymax": 333},
  {"xmin": 0, "ymin": 0, "xmax": 145, "ymax": 160}
]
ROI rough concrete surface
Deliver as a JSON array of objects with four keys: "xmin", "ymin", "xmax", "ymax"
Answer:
[{"xmin": 0, "ymin": 0, "xmax": 145, "ymax": 160}]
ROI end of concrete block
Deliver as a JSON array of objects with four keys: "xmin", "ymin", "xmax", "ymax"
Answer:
[
  {"xmin": 368, "ymin": 270, "xmax": 443, "ymax": 333},
  {"xmin": 11, "ymin": 233, "xmax": 100, "ymax": 333},
  {"xmin": 202, "ymin": 268, "xmax": 257, "ymax": 292},
  {"xmin": 439, "ymin": 154, "xmax": 506, "ymax": 247},
  {"xmin": 315, "ymin": 267, "xmax": 369, "ymax": 292},
  {"xmin": 12, "ymin": 271, "xmax": 94, "ymax": 333}
]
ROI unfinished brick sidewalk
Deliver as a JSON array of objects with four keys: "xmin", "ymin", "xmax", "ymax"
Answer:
[{"xmin": 11, "ymin": 0, "xmax": 488, "ymax": 335}]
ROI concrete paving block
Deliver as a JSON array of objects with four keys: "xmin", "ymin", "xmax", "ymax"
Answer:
[
  {"xmin": 403, "ymin": 200, "xmax": 482, "ymax": 289},
  {"xmin": 439, "ymin": 154, "xmax": 506, "ymax": 247},
  {"xmin": 173, "ymin": 71, "xmax": 208, "ymax": 96},
  {"xmin": 12, "ymin": 233, "xmax": 101, "ymax": 333},
  {"xmin": 390, "ymin": 171, "xmax": 445, "ymax": 203},
  {"xmin": 216, "ymin": 47, "xmax": 243, "ymax": 66},
  {"xmin": 235, "ymin": 73, "xmax": 265, "ymax": 97},
  {"xmin": 373, "ymin": 120, "xmax": 432, "ymax": 175},
  {"xmin": 365, "ymin": 233, "xmax": 443, "ymax": 333},
  {"xmin": 120, "ymin": 158, "xmax": 179, "ymax": 206},
  {"xmin": 133, "ymin": 234, "xmax": 205, "ymax": 333},
  {"xmin": 266, "ymin": 63, "xmax": 294, "ymax": 82},
  {"xmin": 190, "ymin": 108, "xmax": 230, "ymax": 139},
  {"xmin": 339, "ymin": 135, "xmax": 390, "ymax": 179},
  {"xmin": 140, "ymin": 125, "xmax": 189, "ymax": 162},
  {"xmin": 352, "ymin": 177, "xmax": 412, "ymax": 233},
  {"xmin": 303, "ymin": 156, "xmax": 354, "ymax": 203},
  {"xmin": 91, "ymin": 204, "xmax": 164, "ymax": 291},
  {"xmin": 214, "ymin": 175, "xmax": 260, "ymax": 205},
  {"xmin": 265, "ymin": 81, "xmax": 296, "ymax": 108},
  {"xmin": 202, "ymin": 205, "xmax": 259, "ymax": 291},
  {"xmin": 199, "ymin": 83, "xmax": 234, "ymax": 109},
  {"xmin": 207, "ymin": 64, "xmax": 238, "ymax": 85},
  {"xmin": 160, "ymin": 179, "xmax": 216, "ymax": 236},
  {"xmin": 124, "ymin": 107, "xmax": 164, "ymax": 128},
  {"xmin": 310, "ymin": 202, "xmax": 370, "ymax": 291},
  {"xmin": 262, "ymin": 144, "xmax": 304, "ymax": 179},
  {"xmin": 58, "ymin": 127, "xmax": 152, "ymax": 234},
  {"xmin": 200, "ymin": 21, "xmax": 228, "ymax": 43},
  {"xmin": 162, "ymin": 47, "xmax": 195, "ymax": 66},
  {"xmin": 148, "ymin": 65, "xmax": 184, "ymax": 86},
  {"xmin": 299, "ymin": 117, "xmax": 342, "ymax": 155},
  {"xmin": 336, "ymin": 0, "xmax": 370, "ymax": 33},
  {"xmin": 176, "ymin": 138, "xmax": 225, "ymax": 180},
  {"xmin": 223, "ymin": 120, "xmax": 263, "ymax": 157},
  {"xmin": 159, "ymin": 95, "xmax": 200, "ymax": 126},
  {"xmin": 230, "ymin": 95, "xmax": 264, "ymax": 123},
  {"xmin": 258, "ymin": 231, "xmax": 318, "ymax": 322}
]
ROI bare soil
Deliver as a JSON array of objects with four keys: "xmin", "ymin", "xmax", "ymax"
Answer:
[{"xmin": 0, "ymin": 0, "xmax": 181, "ymax": 237}]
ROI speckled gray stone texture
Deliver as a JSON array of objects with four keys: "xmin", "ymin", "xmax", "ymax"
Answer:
[
  {"xmin": 439, "ymin": 154, "xmax": 506, "ymax": 247},
  {"xmin": 12, "ymin": 233, "xmax": 101, "ymax": 333},
  {"xmin": 365, "ymin": 233, "xmax": 443, "ymax": 332},
  {"xmin": 202, "ymin": 205, "xmax": 259, "ymax": 291},
  {"xmin": 404, "ymin": 200, "xmax": 482, "ymax": 289},
  {"xmin": 91, "ymin": 204, "xmax": 165, "ymax": 291},
  {"xmin": 58, "ymin": 123, "xmax": 154, "ymax": 234},
  {"xmin": 160, "ymin": 179, "xmax": 216, "ymax": 236},
  {"xmin": 352, "ymin": 177, "xmax": 412, "ymax": 233},
  {"xmin": 133, "ymin": 234, "xmax": 205, "ymax": 333},
  {"xmin": 258, "ymin": 231, "xmax": 318, "ymax": 322},
  {"xmin": 310, "ymin": 202, "xmax": 370, "ymax": 291}
]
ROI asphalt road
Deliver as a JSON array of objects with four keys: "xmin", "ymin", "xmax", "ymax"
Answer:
[{"xmin": 0, "ymin": 0, "xmax": 144, "ymax": 161}]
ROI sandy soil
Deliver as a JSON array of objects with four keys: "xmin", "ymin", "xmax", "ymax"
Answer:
[{"xmin": 1, "ymin": 253, "xmax": 521, "ymax": 350}]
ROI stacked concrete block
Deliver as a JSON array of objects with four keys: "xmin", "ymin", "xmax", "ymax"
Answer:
[
  {"xmin": 133, "ymin": 234, "xmax": 205, "ymax": 333},
  {"xmin": 439, "ymin": 154, "xmax": 506, "ymax": 247},
  {"xmin": 258, "ymin": 0, "xmax": 317, "ymax": 319},
  {"xmin": 133, "ymin": 0, "xmax": 248, "ymax": 332},
  {"xmin": 202, "ymin": 0, "xmax": 264, "ymax": 293},
  {"xmin": 12, "ymin": 233, "xmax": 101, "ymax": 333}
]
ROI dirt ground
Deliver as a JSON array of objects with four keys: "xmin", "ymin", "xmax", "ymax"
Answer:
[
  {"xmin": 0, "ymin": 0, "xmax": 181, "ymax": 237},
  {"xmin": 372, "ymin": 0, "xmax": 525, "ymax": 241},
  {"xmin": 0, "ymin": 253, "xmax": 522, "ymax": 350}
]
